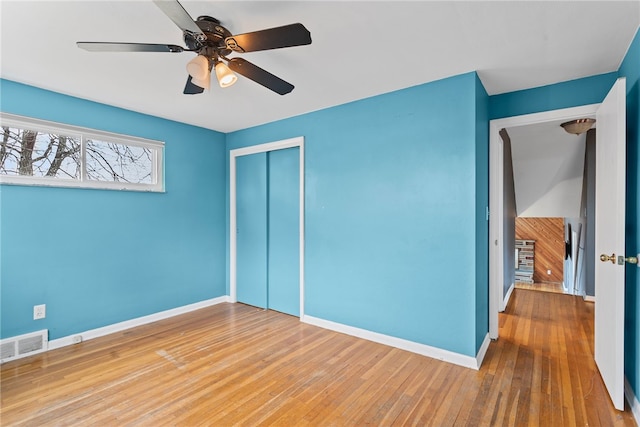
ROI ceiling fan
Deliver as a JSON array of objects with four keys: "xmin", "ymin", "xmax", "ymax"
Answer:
[{"xmin": 77, "ymin": 0, "xmax": 312, "ymax": 95}]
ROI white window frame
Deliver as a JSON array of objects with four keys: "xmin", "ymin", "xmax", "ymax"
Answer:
[{"xmin": 0, "ymin": 112, "xmax": 164, "ymax": 192}]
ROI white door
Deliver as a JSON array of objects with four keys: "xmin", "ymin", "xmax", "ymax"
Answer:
[{"xmin": 594, "ymin": 77, "xmax": 626, "ymax": 411}]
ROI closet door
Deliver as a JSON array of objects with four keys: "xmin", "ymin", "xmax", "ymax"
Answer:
[
  {"xmin": 267, "ymin": 147, "xmax": 300, "ymax": 316},
  {"xmin": 236, "ymin": 152, "xmax": 268, "ymax": 309}
]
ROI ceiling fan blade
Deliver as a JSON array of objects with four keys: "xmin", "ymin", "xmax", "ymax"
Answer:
[
  {"xmin": 77, "ymin": 42, "xmax": 184, "ymax": 53},
  {"xmin": 227, "ymin": 58, "xmax": 294, "ymax": 95},
  {"xmin": 225, "ymin": 23, "xmax": 311, "ymax": 53},
  {"xmin": 184, "ymin": 76, "xmax": 205, "ymax": 95},
  {"xmin": 152, "ymin": 0, "xmax": 205, "ymax": 39}
]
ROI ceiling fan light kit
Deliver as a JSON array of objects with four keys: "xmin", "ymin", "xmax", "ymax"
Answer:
[
  {"xmin": 214, "ymin": 61, "xmax": 238, "ymax": 88},
  {"xmin": 76, "ymin": 0, "xmax": 311, "ymax": 95},
  {"xmin": 186, "ymin": 55, "xmax": 209, "ymax": 81}
]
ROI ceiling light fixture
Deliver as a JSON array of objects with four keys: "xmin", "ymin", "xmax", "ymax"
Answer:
[
  {"xmin": 560, "ymin": 118, "xmax": 596, "ymax": 135},
  {"xmin": 186, "ymin": 54, "xmax": 237, "ymax": 90},
  {"xmin": 186, "ymin": 55, "xmax": 209, "ymax": 81},
  {"xmin": 214, "ymin": 61, "xmax": 238, "ymax": 88}
]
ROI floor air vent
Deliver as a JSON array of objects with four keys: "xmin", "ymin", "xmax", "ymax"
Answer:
[{"xmin": 0, "ymin": 330, "xmax": 48, "ymax": 363}]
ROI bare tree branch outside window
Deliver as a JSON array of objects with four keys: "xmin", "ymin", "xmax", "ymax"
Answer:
[
  {"xmin": 0, "ymin": 127, "xmax": 80, "ymax": 178},
  {"xmin": 0, "ymin": 114, "xmax": 163, "ymax": 192},
  {"xmin": 86, "ymin": 139, "xmax": 152, "ymax": 184},
  {"xmin": 0, "ymin": 128, "xmax": 153, "ymax": 184}
]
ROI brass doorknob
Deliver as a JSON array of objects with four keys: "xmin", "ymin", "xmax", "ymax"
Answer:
[
  {"xmin": 625, "ymin": 255, "xmax": 639, "ymax": 265},
  {"xmin": 600, "ymin": 253, "xmax": 616, "ymax": 263}
]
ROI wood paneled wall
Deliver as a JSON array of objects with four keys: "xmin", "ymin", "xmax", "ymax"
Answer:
[{"xmin": 515, "ymin": 217, "xmax": 564, "ymax": 283}]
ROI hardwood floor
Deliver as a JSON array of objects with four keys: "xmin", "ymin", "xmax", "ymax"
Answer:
[
  {"xmin": 515, "ymin": 281, "xmax": 565, "ymax": 294},
  {"xmin": 1, "ymin": 290, "xmax": 637, "ymax": 426}
]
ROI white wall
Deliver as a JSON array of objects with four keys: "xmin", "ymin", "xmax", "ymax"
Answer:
[{"xmin": 508, "ymin": 119, "xmax": 588, "ymax": 218}]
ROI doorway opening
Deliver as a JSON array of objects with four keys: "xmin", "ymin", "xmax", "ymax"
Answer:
[
  {"xmin": 489, "ymin": 78, "xmax": 628, "ymax": 411},
  {"xmin": 489, "ymin": 103, "xmax": 599, "ymax": 339}
]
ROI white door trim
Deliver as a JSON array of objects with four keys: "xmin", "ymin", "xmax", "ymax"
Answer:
[
  {"xmin": 488, "ymin": 104, "xmax": 599, "ymax": 339},
  {"xmin": 229, "ymin": 136, "xmax": 305, "ymax": 318}
]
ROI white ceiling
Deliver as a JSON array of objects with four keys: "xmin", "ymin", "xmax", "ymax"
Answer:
[
  {"xmin": 1, "ymin": 1, "xmax": 639, "ymax": 133},
  {"xmin": 508, "ymin": 118, "xmax": 591, "ymax": 219}
]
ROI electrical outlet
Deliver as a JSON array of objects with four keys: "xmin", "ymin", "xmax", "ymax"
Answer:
[
  {"xmin": 72, "ymin": 335, "xmax": 83, "ymax": 344},
  {"xmin": 33, "ymin": 304, "xmax": 46, "ymax": 320},
  {"xmin": 547, "ymin": 269, "xmax": 551, "ymax": 275}
]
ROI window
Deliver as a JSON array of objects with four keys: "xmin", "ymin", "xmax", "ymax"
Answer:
[{"xmin": 0, "ymin": 113, "xmax": 164, "ymax": 192}]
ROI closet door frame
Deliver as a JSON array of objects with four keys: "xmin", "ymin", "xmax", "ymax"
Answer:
[{"xmin": 229, "ymin": 136, "xmax": 305, "ymax": 318}]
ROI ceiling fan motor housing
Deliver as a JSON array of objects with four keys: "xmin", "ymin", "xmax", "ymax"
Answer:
[{"xmin": 184, "ymin": 16, "xmax": 232, "ymax": 56}]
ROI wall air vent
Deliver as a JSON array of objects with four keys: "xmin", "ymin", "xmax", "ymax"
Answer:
[{"xmin": 0, "ymin": 330, "xmax": 48, "ymax": 363}]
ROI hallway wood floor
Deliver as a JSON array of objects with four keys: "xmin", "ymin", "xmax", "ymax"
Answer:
[
  {"xmin": 515, "ymin": 281, "xmax": 565, "ymax": 294},
  {"xmin": 1, "ymin": 290, "xmax": 637, "ymax": 426}
]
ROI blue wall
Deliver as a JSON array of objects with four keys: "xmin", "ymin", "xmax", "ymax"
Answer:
[
  {"xmin": 619, "ymin": 27, "xmax": 640, "ymax": 406},
  {"xmin": 0, "ymin": 80, "xmax": 227, "ymax": 340},
  {"xmin": 3, "ymin": 37, "xmax": 637, "ymax": 379},
  {"xmin": 475, "ymin": 74, "xmax": 490, "ymax": 351},
  {"xmin": 227, "ymin": 72, "xmax": 488, "ymax": 357},
  {"xmin": 490, "ymin": 72, "xmax": 618, "ymax": 120}
]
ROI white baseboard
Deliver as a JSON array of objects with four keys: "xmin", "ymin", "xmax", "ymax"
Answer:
[
  {"xmin": 583, "ymin": 295, "xmax": 596, "ymax": 303},
  {"xmin": 49, "ymin": 296, "xmax": 230, "ymax": 351},
  {"xmin": 302, "ymin": 315, "xmax": 489, "ymax": 370},
  {"xmin": 501, "ymin": 282, "xmax": 515, "ymax": 311},
  {"xmin": 626, "ymin": 377, "xmax": 640, "ymax": 425},
  {"xmin": 42, "ymin": 298, "xmax": 493, "ymax": 372}
]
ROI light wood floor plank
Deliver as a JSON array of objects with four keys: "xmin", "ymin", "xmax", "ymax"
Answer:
[{"xmin": 1, "ymin": 291, "xmax": 637, "ymax": 426}]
